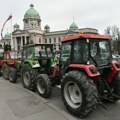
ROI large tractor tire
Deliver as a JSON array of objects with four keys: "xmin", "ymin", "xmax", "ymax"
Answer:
[
  {"xmin": 2, "ymin": 64, "xmax": 10, "ymax": 80},
  {"xmin": 112, "ymin": 71, "xmax": 120, "ymax": 101},
  {"xmin": 61, "ymin": 71, "xmax": 97, "ymax": 118},
  {"xmin": 22, "ymin": 64, "xmax": 38, "ymax": 91},
  {"xmin": 36, "ymin": 74, "xmax": 52, "ymax": 98},
  {"xmin": 9, "ymin": 67, "xmax": 17, "ymax": 83},
  {"xmin": 0, "ymin": 68, "xmax": 2, "ymax": 76}
]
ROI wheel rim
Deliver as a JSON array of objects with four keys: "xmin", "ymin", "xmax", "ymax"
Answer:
[
  {"xmin": 64, "ymin": 81, "xmax": 82, "ymax": 109},
  {"xmin": 23, "ymin": 72, "xmax": 30, "ymax": 86},
  {"xmin": 37, "ymin": 78, "xmax": 45, "ymax": 94}
]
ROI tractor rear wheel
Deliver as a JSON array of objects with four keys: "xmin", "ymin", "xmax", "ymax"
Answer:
[
  {"xmin": 9, "ymin": 67, "xmax": 17, "ymax": 83},
  {"xmin": 36, "ymin": 74, "xmax": 52, "ymax": 98},
  {"xmin": 61, "ymin": 71, "xmax": 97, "ymax": 118},
  {"xmin": 22, "ymin": 64, "xmax": 38, "ymax": 91},
  {"xmin": 2, "ymin": 64, "xmax": 10, "ymax": 80}
]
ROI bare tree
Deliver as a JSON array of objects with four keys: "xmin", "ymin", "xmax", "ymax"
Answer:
[
  {"xmin": 104, "ymin": 26, "xmax": 111, "ymax": 36},
  {"xmin": 104, "ymin": 25, "xmax": 120, "ymax": 54}
]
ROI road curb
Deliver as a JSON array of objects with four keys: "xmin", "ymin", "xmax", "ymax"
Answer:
[{"xmin": 7, "ymin": 80, "xmax": 77, "ymax": 120}]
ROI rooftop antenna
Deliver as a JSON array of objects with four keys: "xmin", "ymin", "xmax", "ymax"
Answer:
[{"xmin": 73, "ymin": 16, "xmax": 74, "ymax": 23}]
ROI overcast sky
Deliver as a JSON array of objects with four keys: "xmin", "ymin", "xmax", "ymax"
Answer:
[{"xmin": 0, "ymin": 0, "xmax": 119, "ymax": 38}]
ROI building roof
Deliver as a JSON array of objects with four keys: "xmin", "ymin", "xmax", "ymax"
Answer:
[
  {"xmin": 61, "ymin": 33, "xmax": 110, "ymax": 42},
  {"xmin": 24, "ymin": 4, "xmax": 40, "ymax": 18}
]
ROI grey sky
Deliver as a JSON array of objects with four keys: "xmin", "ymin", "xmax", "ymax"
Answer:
[{"xmin": 0, "ymin": 0, "xmax": 119, "ymax": 37}]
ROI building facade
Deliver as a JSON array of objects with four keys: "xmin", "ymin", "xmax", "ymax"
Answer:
[{"xmin": 1, "ymin": 4, "xmax": 98, "ymax": 52}]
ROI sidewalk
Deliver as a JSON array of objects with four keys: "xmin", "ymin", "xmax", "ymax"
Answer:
[{"xmin": 0, "ymin": 78, "xmax": 77, "ymax": 120}]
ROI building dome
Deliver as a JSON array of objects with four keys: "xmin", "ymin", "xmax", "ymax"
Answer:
[
  {"xmin": 24, "ymin": 4, "xmax": 40, "ymax": 18},
  {"xmin": 14, "ymin": 23, "xmax": 20, "ymax": 30},
  {"xmin": 69, "ymin": 22, "xmax": 78, "ymax": 31},
  {"xmin": 44, "ymin": 24, "xmax": 50, "ymax": 32},
  {"xmin": 44, "ymin": 24, "xmax": 50, "ymax": 29},
  {"xmin": 4, "ymin": 32, "xmax": 11, "ymax": 39}
]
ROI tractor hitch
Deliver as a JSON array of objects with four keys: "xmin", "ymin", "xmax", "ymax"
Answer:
[
  {"xmin": 98, "ymin": 101, "xmax": 108, "ymax": 110},
  {"xmin": 94, "ymin": 95, "xmax": 108, "ymax": 110}
]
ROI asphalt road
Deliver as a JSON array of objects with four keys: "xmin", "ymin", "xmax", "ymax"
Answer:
[{"xmin": 1, "ymin": 76, "xmax": 120, "ymax": 120}]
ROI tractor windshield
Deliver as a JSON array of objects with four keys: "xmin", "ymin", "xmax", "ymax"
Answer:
[
  {"xmin": 60, "ymin": 40, "xmax": 89, "ymax": 64},
  {"xmin": 73, "ymin": 41, "xmax": 89, "ymax": 63},
  {"xmin": 10, "ymin": 51, "xmax": 21, "ymax": 59},
  {"xmin": 90, "ymin": 40, "xmax": 111, "ymax": 66},
  {"xmin": 34, "ymin": 45, "xmax": 54, "ymax": 59}
]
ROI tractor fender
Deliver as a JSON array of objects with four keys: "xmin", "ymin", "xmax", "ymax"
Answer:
[
  {"xmin": 68, "ymin": 64, "xmax": 100, "ymax": 77},
  {"xmin": 104, "ymin": 60, "xmax": 120, "ymax": 83},
  {"xmin": 7, "ymin": 60, "xmax": 17, "ymax": 67},
  {"xmin": 23, "ymin": 60, "xmax": 40, "ymax": 68}
]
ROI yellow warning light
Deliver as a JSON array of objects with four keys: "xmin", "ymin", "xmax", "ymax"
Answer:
[{"xmin": 79, "ymin": 32, "xmax": 83, "ymax": 37}]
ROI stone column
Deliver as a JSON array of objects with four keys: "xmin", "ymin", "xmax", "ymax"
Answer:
[
  {"xmin": 25, "ymin": 36, "xmax": 27, "ymax": 45},
  {"xmin": 11, "ymin": 35, "xmax": 14, "ymax": 49},
  {"xmin": 14, "ymin": 37, "xmax": 17, "ymax": 50},
  {"xmin": 12, "ymin": 37, "xmax": 14, "ymax": 49},
  {"xmin": 29, "ymin": 19, "xmax": 31, "ymax": 28},
  {"xmin": 21, "ymin": 36, "xmax": 23, "ymax": 49}
]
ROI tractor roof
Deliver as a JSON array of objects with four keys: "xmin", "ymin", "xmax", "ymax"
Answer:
[{"xmin": 61, "ymin": 33, "xmax": 110, "ymax": 42}]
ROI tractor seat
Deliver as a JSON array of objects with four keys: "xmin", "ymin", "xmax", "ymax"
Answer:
[{"xmin": 41, "ymin": 59, "xmax": 47, "ymax": 65}]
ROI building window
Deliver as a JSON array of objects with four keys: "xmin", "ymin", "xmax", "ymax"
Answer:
[
  {"xmin": 39, "ymin": 38, "xmax": 41, "ymax": 43},
  {"xmin": 54, "ymin": 38, "xmax": 56, "ymax": 43},
  {"xmin": 38, "ymin": 21, "xmax": 40, "ymax": 26},
  {"xmin": 25, "ymin": 20, "xmax": 28, "ymax": 25},
  {"xmin": 49, "ymin": 38, "xmax": 51, "ymax": 43},
  {"xmin": 31, "ymin": 23, "xmax": 33, "ymax": 28},
  {"xmin": 54, "ymin": 45, "xmax": 56, "ymax": 50},
  {"xmin": 45, "ymin": 39, "xmax": 47, "ymax": 43},
  {"xmin": 59, "ymin": 37, "xmax": 61, "ymax": 42}
]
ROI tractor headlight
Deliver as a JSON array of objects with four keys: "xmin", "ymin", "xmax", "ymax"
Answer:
[
  {"xmin": 32, "ymin": 61, "xmax": 37, "ymax": 65},
  {"xmin": 89, "ymin": 66, "xmax": 98, "ymax": 74}
]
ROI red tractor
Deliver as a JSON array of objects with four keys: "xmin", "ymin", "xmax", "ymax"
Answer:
[
  {"xmin": 0, "ymin": 45, "xmax": 21, "ymax": 80},
  {"xmin": 36, "ymin": 33, "xmax": 120, "ymax": 118}
]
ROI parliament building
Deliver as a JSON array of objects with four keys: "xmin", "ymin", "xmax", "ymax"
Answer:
[{"xmin": 0, "ymin": 4, "xmax": 98, "ymax": 52}]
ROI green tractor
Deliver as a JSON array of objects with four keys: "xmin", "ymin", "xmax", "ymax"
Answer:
[{"xmin": 9, "ymin": 44, "xmax": 56, "ymax": 92}]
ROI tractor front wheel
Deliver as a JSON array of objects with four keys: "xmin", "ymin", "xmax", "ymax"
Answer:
[
  {"xmin": 2, "ymin": 64, "xmax": 10, "ymax": 80},
  {"xmin": 36, "ymin": 74, "xmax": 52, "ymax": 98},
  {"xmin": 22, "ymin": 64, "xmax": 38, "ymax": 91},
  {"xmin": 61, "ymin": 71, "xmax": 97, "ymax": 118},
  {"xmin": 9, "ymin": 67, "xmax": 17, "ymax": 83}
]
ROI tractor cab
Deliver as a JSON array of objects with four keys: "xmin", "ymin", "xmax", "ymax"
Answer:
[
  {"xmin": 34, "ymin": 44, "xmax": 55, "ymax": 66},
  {"xmin": 34, "ymin": 44, "xmax": 54, "ymax": 59},
  {"xmin": 22, "ymin": 44, "xmax": 55, "ymax": 67},
  {"xmin": 59, "ymin": 33, "xmax": 113, "ymax": 75}
]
